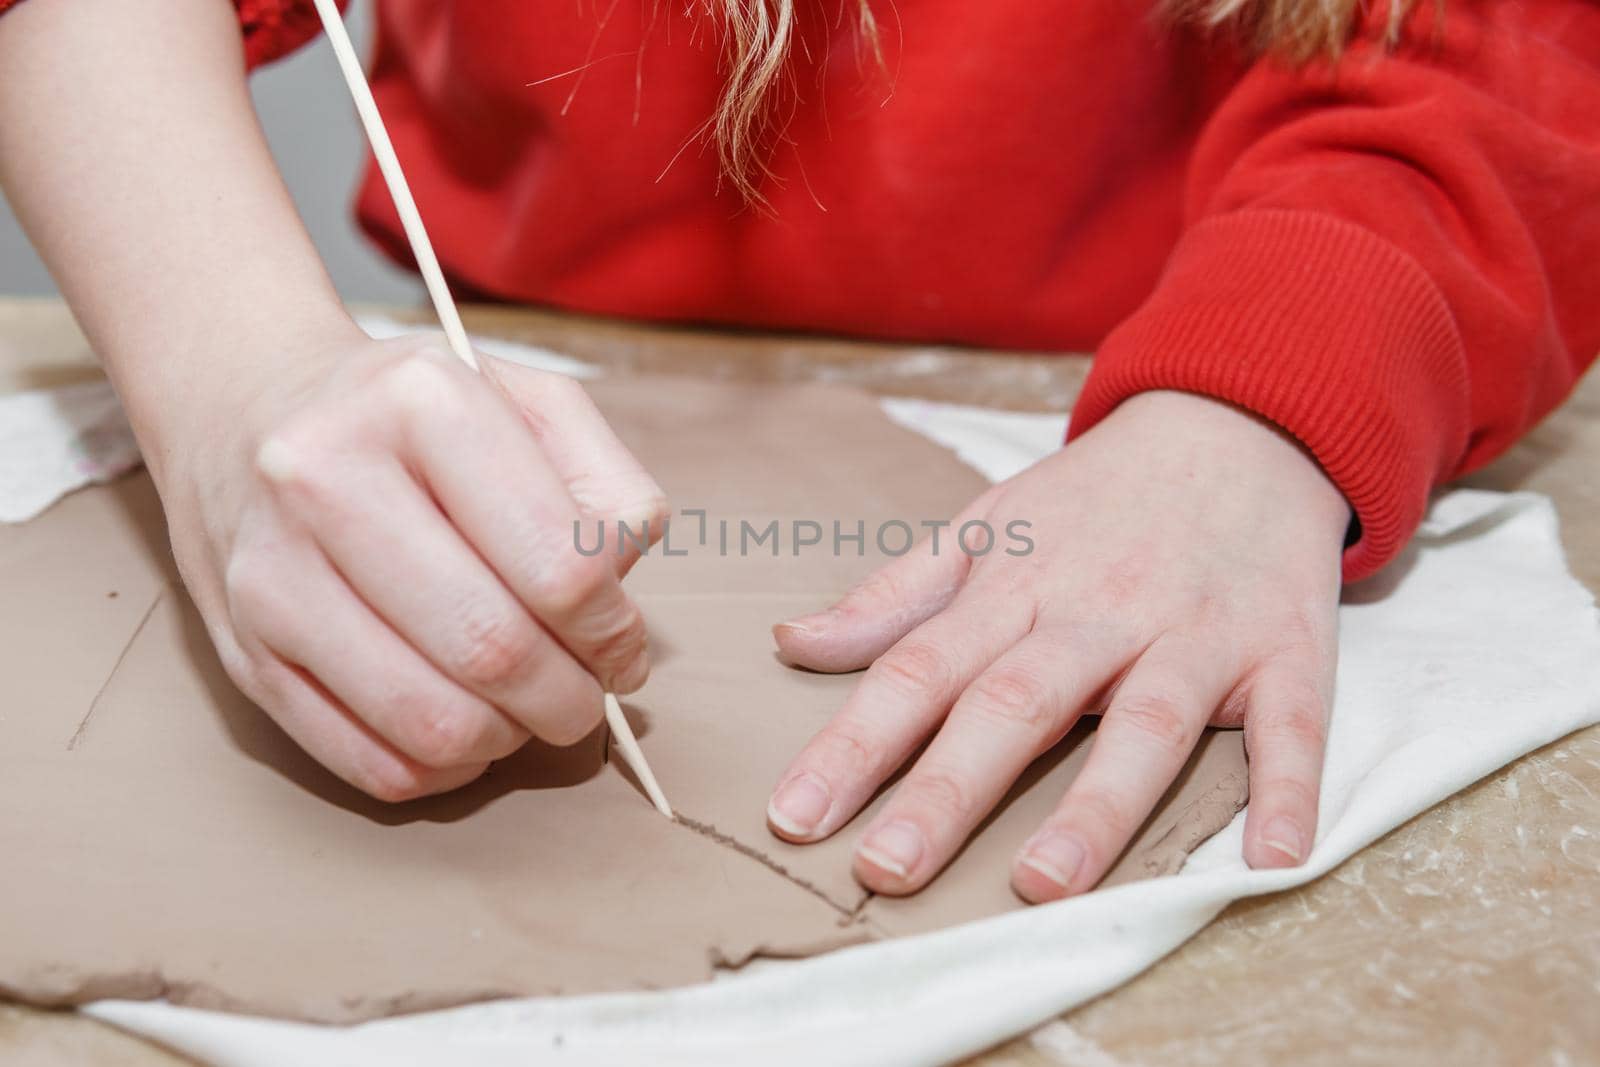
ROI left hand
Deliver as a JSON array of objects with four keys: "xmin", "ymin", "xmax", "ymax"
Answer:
[{"xmin": 765, "ymin": 390, "xmax": 1351, "ymax": 902}]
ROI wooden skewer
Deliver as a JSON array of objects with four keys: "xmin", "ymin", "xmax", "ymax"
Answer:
[
  {"xmin": 605, "ymin": 694, "xmax": 674, "ymax": 819},
  {"xmin": 309, "ymin": 0, "xmax": 474, "ymax": 370},
  {"xmin": 310, "ymin": 0, "xmax": 672, "ymax": 820}
]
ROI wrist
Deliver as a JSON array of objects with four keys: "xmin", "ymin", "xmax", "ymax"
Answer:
[
  {"xmin": 108, "ymin": 298, "xmax": 364, "ymax": 491},
  {"xmin": 1105, "ymin": 390, "xmax": 1353, "ymax": 545}
]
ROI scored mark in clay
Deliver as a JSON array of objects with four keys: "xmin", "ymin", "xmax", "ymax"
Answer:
[{"xmin": 67, "ymin": 588, "xmax": 166, "ymax": 752}]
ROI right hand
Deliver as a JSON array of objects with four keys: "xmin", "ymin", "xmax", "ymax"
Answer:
[{"xmin": 152, "ymin": 324, "xmax": 666, "ymax": 802}]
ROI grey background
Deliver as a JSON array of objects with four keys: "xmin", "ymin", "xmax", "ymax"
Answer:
[{"xmin": 0, "ymin": 3, "xmax": 420, "ymax": 303}]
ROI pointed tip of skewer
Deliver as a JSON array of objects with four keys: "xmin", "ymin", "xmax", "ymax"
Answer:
[{"xmin": 603, "ymin": 692, "xmax": 674, "ymax": 820}]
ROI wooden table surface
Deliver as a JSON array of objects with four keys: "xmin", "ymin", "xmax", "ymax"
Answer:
[{"xmin": 3, "ymin": 297, "xmax": 1597, "ymax": 1066}]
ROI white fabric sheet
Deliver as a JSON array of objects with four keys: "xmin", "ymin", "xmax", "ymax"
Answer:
[
  {"xmin": 0, "ymin": 379, "xmax": 142, "ymax": 523},
  {"xmin": 5, "ymin": 324, "xmax": 1595, "ymax": 1066}
]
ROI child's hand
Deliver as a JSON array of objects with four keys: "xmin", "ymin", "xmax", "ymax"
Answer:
[
  {"xmin": 156, "ymin": 329, "xmax": 666, "ymax": 802},
  {"xmin": 767, "ymin": 390, "xmax": 1350, "ymax": 901}
]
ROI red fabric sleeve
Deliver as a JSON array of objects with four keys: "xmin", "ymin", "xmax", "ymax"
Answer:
[
  {"xmin": 234, "ymin": 0, "xmax": 341, "ymax": 69},
  {"xmin": 0, "ymin": 0, "xmax": 337, "ymax": 68},
  {"xmin": 1068, "ymin": 0, "xmax": 1600, "ymax": 581}
]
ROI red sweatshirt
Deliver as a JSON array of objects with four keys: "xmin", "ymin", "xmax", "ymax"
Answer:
[{"xmin": 7, "ymin": 0, "xmax": 1598, "ymax": 579}]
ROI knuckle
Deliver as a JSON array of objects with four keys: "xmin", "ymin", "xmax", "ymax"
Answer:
[
  {"xmin": 1254, "ymin": 774, "xmax": 1320, "ymax": 814},
  {"xmin": 503, "ymin": 363, "xmax": 579, "ymax": 399},
  {"xmin": 1273, "ymin": 606, "xmax": 1325, "ymax": 650},
  {"xmin": 252, "ymin": 431, "xmax": 303, "ymax": 486},
  {"xmin": 254, "ymin": 427, "xmax": 317, "ymax": 488},
  {"xmin": 810, "ymin": 723, "xmax": 878, "ymax": 780},
  {"xmin": 241, "ymin": 656, "xmax": 296, "ymax": 708},
  {"xmin": 359, "ymin": 762, "xmax": 432, "ymax": 804},
  {"xmin": 541, "ymin": 370, "xmax": 589, "ymax": 404},
  {"xmin": 540, "ymin": 694, "xmax": 604, "ymax": 747},
  {"xmin": 871, "ymin": 639, "xmax": 954, "ymax": 700},
  {"xmin": 965, "ymin": 664, "xmax": 1053, "ymax": 731},
  {"xmin": 1098, "ymin": 552, "xmax": 1152, "ymax": 602},
  {"xmin": 574, "ymin": 480, "xmax": 658, "ymax": 529},
  {"xmin": 839, "ymin": 570, "xmax": 903, "ymax": 617},
  {"xmin": 584, "ymin": 604, "xmax": 647, "ymax": 674},
  {"xmin": 254, "ymin": 426, "xmax": 343, "ymax": 509},
  {"xmin": 1112, "ymin": 694, "xmax": 1195, "ymax": 754},
  {"xmin": 904, "ymin": 767, "xmax": 973, "ymax": 822},
  {"xmin": 401, "ymin": 702, "xmax": 487, "ymax": 768},
  {"xmin": 222, "ymin": 553, "xmax": 275, "ymax": 619},
  {"xmin": 381, "ymin": 350, "xmax": 465, "ymax": 417},
  {"xmin": 503, "ymin": 377, "xmax": 570, "ymax": 439},
  {"xmin": 1185, "ymin": 595, "xmax": 1235, "ymax": 636},
  {"xmin": 449, "ymin": 611, "xmax": 536, "ymax": 690},
  {"xmin": 216, "ymin": 641, "xmax": 274, "ymax": 709},
  {"xmin": 534, "ymin": 552, "xmax": 612, "ymax": 617},
  {"xmin": 1259, "ymin": 702, "xmax": 1329, "ymax": 752},
  {"xmin": 627, "ymin": 492, "xmax": 671, "ymax": 527},
  {"xmin": 1068, "ymin": 789, "xmax": 1134, "ymax": 840},
  {"xmin": 214, "ymin": 642, "xmax": 258, "ymax": 694}
]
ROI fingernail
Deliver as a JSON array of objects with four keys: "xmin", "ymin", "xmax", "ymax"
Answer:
[
  {"xmin": 857, "ymin": 820, "xmax": 925, "ymax": 879},
  {"xmin": 768, "ymin": 773, "xmax": 832, "ymax": 838},
  {"xmin": 774, "ymin": 613, "xmax": 827, "ymax": 638},
  {"xmin": 1018, "ymin": 833, "xmax": 1086, "ymax": 890},
  {"xmin": 1260, "ymin": 817, "xmax": 1305, "ymax": 863}
]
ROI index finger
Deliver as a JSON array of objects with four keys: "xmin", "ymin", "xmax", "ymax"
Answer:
[
  {"xmin": 484, "ymin": 358, "xmax": 669, "ymax": 574},
  {"xmin": 767, "ymin": 596, "xmax": 1033, "ymax": 845},
  {"xmin": 388, "ymin": 352, "xmax": 652, "ymax": 693}
]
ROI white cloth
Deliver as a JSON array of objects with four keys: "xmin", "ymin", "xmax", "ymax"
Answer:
[
  {"xmin": 0, "ymin": 380, "xmax": 142, "ymax": 523},
  {"xmin": 357, "ymin": 314, "xmax": 601, "ymax": 380},
  {"xmin": 879, "ymin": 396, "xmax": 1068, "ymax": 482},
  {"xmin": 6, "ymin": 325, "xmax": 1597, "ymax": 1066},
  {"xmin": 0, "ymin": 316, "xmax": 589, "ymax": 527}
]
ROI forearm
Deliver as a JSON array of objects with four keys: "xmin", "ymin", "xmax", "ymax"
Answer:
[{"xmin": 0, "ymin": 0, "xmax": 353, "ymax": 473}]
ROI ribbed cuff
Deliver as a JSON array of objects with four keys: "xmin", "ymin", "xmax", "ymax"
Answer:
[{"xmin": 1069, "ymin": 208, "xmax": 1468, "ymax": 582}]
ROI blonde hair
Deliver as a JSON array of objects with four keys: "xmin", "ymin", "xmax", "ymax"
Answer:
[
  {"xmin": 705, "ymin": 0, "xmax": 885, "ymax": 202},
  {"xmin": 707, "ymin": 0, "xmax": 1418, "ymax": 198},
  {"xmin": 1159, "ymin": 0, "xmax": 1421, "ymax": 61}
]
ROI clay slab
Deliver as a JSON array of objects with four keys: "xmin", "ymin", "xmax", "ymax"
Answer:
[{"xmin": 0, "ymin": 377, "xmax": 1246, "ymax": 1022}]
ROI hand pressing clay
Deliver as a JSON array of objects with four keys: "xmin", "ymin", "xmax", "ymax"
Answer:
[{"xmin": 0, "ymin": 376, "xmax": 1246, "ymax": 1023}]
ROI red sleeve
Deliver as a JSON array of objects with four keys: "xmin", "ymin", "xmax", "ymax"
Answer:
[
  {"xmin": 0, "ymin": 0, "xmax": 339, "ymax": 69},
  {"xmin": 1068, "ymin": 0, "xmax": 1600, "ymax": 581},
  {"xmin": 234, "ymin": 0, "xmax": 343, "ymax": 69}
]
